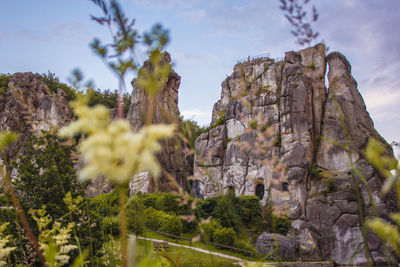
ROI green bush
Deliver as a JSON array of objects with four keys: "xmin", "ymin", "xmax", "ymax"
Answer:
[
  {"xmin": 275, "ymin": 215, "xmax": 291, "ymax": 236},
  {"xmin": 127, "ymin": 197, "xmax": 146, "ymax": 236},
  {"xmin": 141, "ymin": 193, "xmax": 162, "ymax": 210},
  {"xmin": 102, "ymin": 216, "xmax": 119, "ymax": 236},
  {"xmin": 144, "ymin": 207, "xmax": 182, "ymax": 236},
  {"xmin": 202, "ymin": 219, "xmax": 223, "ymax": 242},
  {"xmin": 238, "ymin": 195, "xmax": 261, "ymax": 224},
  {"xmin": 159, "ymin": 214, "xmax": 183, "ymax": 236},
  {"xmin": 196, "ymin": 197, "xmax": 219, "ymax": 219},
  {"xmin": 144, "ymin": 207, "xmax": 164, "ymax": 230},
  {"xmin": 42, "ymin": 71, "xmax": 77, "ymax": 100},
  {"xmin": 0, "ymin": 73, "xmax": 10, "ymax": 95},
  {"xmin": 213, "ymin": 227, "xmax": 235, "ymax": 247},
  {"xmin": 87, "ymin": 190, "xmax": 119, "ymax": 218}
]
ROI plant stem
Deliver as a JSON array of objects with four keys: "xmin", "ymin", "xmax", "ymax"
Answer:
[
  {"xmin": 119, "ymin": 186, "xmax": 128, "ymax": 267},
  {"xmin": 1, "ymin": 153, "xmax": 46, "ymax": 266}
]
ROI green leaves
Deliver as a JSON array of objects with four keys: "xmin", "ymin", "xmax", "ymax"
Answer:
[
  {"xmin": 365, "ymin": 138, "xmax": 399, "ymax": 194},
  {"xmin": 0, "ymin": 131, "xmax": 18, "ymax": 152}
]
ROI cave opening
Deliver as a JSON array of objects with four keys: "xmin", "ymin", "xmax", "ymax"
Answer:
[{"xmin": 255, "ymin": 183, "xmax": 265, "ymax": 200}]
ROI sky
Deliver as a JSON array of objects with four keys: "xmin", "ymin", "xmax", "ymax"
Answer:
[{"xmin": 0, "ymin": 0, "xmax": 399, "ymax": 154}]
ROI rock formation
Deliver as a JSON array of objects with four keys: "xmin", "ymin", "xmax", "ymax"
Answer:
[
  {"xmin": 0, "ymin": 72, "xmax": 73, "ymax": 153},
  {"xmin": 194, "ymin": 44, "xmax": 397, "ymax": 265},
  {"xmin": 127, "ymin": 52, "xmax": 192, "ymax": 194}
]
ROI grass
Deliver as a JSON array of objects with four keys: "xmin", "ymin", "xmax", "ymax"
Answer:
[
  {"xmin": 135, "ymin": 238, "xmax": 241, "ymax": 266},
  {"xmin": 140, "ymin": 231, "xmax": 258, "ymax": 262}
]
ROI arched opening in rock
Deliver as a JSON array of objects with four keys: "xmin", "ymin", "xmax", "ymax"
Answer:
[
  {"xmin": 282, "ymin": 182, "xmax": 289, "ymax": 192},
  {"xmin": 255, "ymin": 183, "xmax": 265, "ymax": 200}
]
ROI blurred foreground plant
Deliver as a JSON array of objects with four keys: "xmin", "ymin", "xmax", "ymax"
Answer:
[{"xmin": 364, "ymin": 139, "xmax": 400, "ymax": 255}]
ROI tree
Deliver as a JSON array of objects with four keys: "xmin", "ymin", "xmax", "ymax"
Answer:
[{"xmin": 13, "ymin": 132, "xmax": 84, "ymax": 219}]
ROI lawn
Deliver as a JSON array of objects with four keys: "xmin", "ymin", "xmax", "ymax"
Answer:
[{"xmin": 135, "ymin": 238, "xmax": 241, "ymax": 266}]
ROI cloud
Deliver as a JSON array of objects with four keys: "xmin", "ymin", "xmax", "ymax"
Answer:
[
  {"xmin": 181, "ymin": 109, "xmax": 211, "ymax": 126},
  {"xmin": 364, "ymin": 90, "xmax": 400, "ymax": 111},
  {"xmin": 172, "ymin": 51, "xmax": 221, "ymax": 66},
  {"xmin": 132, "ymin": 0, "xmax": 200, "ymax": 9},
  {"xmin": 8, "ymin": 19, "xmax": 89, "ymax": 44},
  {"xmin": 179, "ymin": 9, "xmax": 206, "ymax": 23}
]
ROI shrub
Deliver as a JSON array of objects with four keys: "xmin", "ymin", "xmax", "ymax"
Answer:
[
  {"xmin": 158, "ymin": 193, "xmax": 181, "ymax": 214},
  {"xmin": 144, "ymin": 207, "xmax": 164, "ymax": 230},
  {"xmin": 213, "ymin": 227, "xmax": 235, "ymax": 247},
  {"xmin": 196, "ymin": 196, "xmax": 219, "ymax": 219},
  {"xmin": 0, "ymin": 73, "xmax": 10, "ymax": 95},
  {"xmin": 202, "ymin": 219, "xmax": 223, "ymax": 242},
  {"xmin": 238, "ymin": 195, "xmax": 262, "ymax": 224},
  {"xmin": 275, "ymin": 215, "xmax": 291, "ymax": 236},
  {"xmin": 102, "ymin": 216, "xmax": 119, "ymax": 236},
  {"xmin": 87, "ymin": 190, "xmax": 119, "ymax": 218},
  {"xmin": 249, "ymin": 120, "xmax": 258, "ymax": 129},
  {"xmin": 144, "ymin": 207, "xmax": 182, "ymax": 236},
  {"xmin": 159, "ymin": 214, "xmax": 183, "ymax": 236},
  {"xmin": 42, "ymin": 71, "xmax": 77, "ymax": 100},
  {"xmin": 127, "ymin": 197, "xmax": 146, "ymax": 236},
  {"xmin": 140, "ymin": 193, "xmax": 162, "ymax": 210}
]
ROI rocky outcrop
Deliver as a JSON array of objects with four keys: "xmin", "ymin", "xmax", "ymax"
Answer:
[
  {"xmin": 194, "ymin": 44, "xmax": 397, "ymax": 265},
  {"xmin": 0, "ymin": 72, "xmax": 73, "ymax": 153},
  {"xmin": 256, "ymin": 233, "xmax": 298, "ymax": 261},
  {"xmin": 127, "ymin": 52, "xmax": 192, "ymax": 194}
]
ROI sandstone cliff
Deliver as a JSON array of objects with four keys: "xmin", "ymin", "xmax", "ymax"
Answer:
[
  {"xmin": 0, "ymin": 72, "xmax": 73, "ymax": 154},
  {"xmin": 127, "ymin": 52, "xmax": 192, "ymax": 194},
  {"xmin": 194, "ymin": 44, "xmax": 397, "ymax": 265}
]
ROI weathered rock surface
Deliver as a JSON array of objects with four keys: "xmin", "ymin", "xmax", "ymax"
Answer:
[
  {"xmin": 255, "ymin": 233, "xmax": 298, "ymax": 261},
  {"xmin": 127, "ymin": 52, "xmax": 192, "ymax": 194},
  {"xmin": 0, "ymin": 72, "xmax": 73, "ymax": 152},
  {"xmin": 194, "ymin": 44, "xmax": 397, "ymax": 265}
]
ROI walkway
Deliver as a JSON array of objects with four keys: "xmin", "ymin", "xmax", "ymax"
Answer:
[{"xmin": 134, "ymin": 235, "xmax": 334, "ymax": 267}]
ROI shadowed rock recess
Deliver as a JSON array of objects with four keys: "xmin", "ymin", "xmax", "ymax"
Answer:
[{"xmin": 194, "ymin": 44, "xmax": 397, "ymax": 265}]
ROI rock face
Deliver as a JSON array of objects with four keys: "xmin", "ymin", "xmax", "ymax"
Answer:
[
  {"xmin": 255, "ymin": 233, "xmax": 298, "ymax": 261},
  {"xmin": 194, "ymin": 44, "xmax": 397, "ymax": 265},
  {"xmin": 0, "ymin": 72, "xmax": 73, "ymax": 151},
  {"xmin": 127, "ymin": 52, "xmax": 192, "ymax": 193}
]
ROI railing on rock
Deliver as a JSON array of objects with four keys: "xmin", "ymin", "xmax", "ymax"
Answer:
[{"xmin": 237, "ymin": 53, "xmax": 271, "ymax": 64}]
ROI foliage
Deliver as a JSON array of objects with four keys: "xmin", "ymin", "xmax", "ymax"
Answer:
[
  {"xmin": 365, "ymin": 138, "xmax": 400, "ymax": 255},
  {"xmin": 212, "ymin": 227, "xmax": 235, "ymax": 247},
  {"xmin": 29, "ymin": 206, "xmax": 77, "ymax": 266},
  {"xmin": 102, "ymin": 216, "xmax": 120, "ymax": 237},
  {"xmin": 274, "ymin": 133, "xmax": 282, "ymax": 147},
  {"xmin": 13, "ymin": 132, "xmax": 84, "ymax": 218},
  {"xmin": 42, "ymin": 71, "xmax": 77, "ymax": 101},
  {"xmin": 249, "ymin": 120, "xmax": 258, "ymax": 129},
  {"xmin": 86, "ymin": 88, "xmax": 131, "ymax": 115},
  {"xmin": 279, "ymin": 0, "xmax": 320, "ymax": 46},
  {"xmin": 233, "ymin": 239, "xmax": 257, "ymax": 256},
  {"xmin": 201, "ymin": 219, "xmax": 223, "ymax": 242},
  {"xmin": 144, "ymin": 207, "xmax": 182, "ymax": 236},
  {"xmin": 0, "ymin": 73, "xmax": 10, "ymax": 95},
  {"xmin": 180, "ymin": 118, "xmax": 207, "ymax": 150},
  {"xmin": 325, "ymin": 177, "xmax": 336, "ymax": 193},
  {"xmin": 0, "ymin": 223, "xmax": 16, "ymax": 266},
  {"xmin": 87, "ymin": 191, "xmax": 119, "ymax": 218},
  {"xmin": 127, "ymin": 197, "xmax": 146, "ymax": 236},
  {"xmin": 274, "ymin": 215, "xmax": 291, "ymax": 236},
  {"xmin": 0, "ymin": 131, "xmax": 18, "ymax": 152},
  {"xmin": 59, "ymin": 96, "xmax": 174, "ymax": 186}
]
